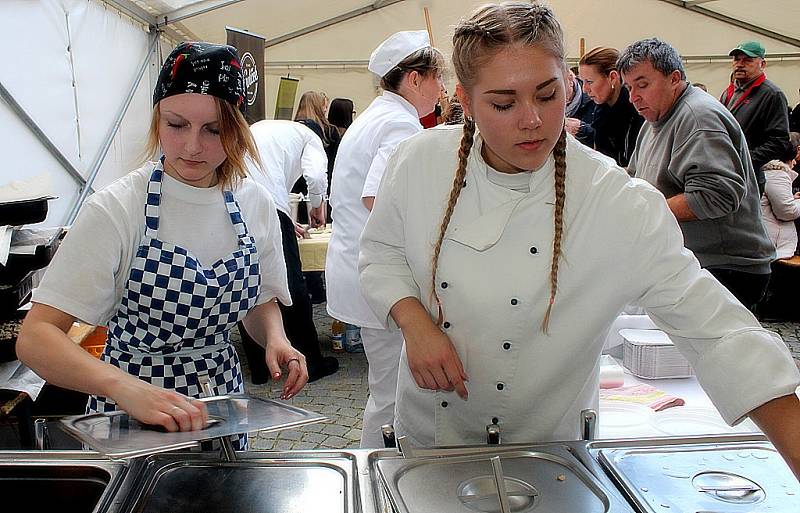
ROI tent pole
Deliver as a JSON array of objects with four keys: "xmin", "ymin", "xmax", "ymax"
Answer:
[
  {"xmin": 0, "ymin": 80, "xmax": 86, "ymax": 189},
  {"xmin": 656, "ymin": 0, "xmax": 800, "ymax": 49},
  {"xmin": 265, "ymin": 0, "xmax": 407, "ymax": 48},
  {"xmin": 64, "ymin": 31, "xmax": 160, "ymax": 225}
]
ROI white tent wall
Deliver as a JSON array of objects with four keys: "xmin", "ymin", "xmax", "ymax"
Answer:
[
  {"xmin": 251, "ymin": 0, "xmax": 799, "ymax": 115},
  {"xmin": 1, "ymin": 0, "xmax": 163, "ymax": 227}
]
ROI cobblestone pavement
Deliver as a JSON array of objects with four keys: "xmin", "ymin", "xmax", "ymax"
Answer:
[{"xmin": 233, "ymin": 303, "xmax": 800, "ymax": 451}]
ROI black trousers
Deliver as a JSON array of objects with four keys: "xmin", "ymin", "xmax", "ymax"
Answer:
[
  {"xmin": 239, "ymin": 210, "xmax": 324, "ymax": 381},
  {"xmin": 708, "ymin": 268, "xmax": 770, "ymax": 312}
]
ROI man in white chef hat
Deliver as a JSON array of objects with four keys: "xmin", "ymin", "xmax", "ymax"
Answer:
[{"xmin": 326, "ymin": 30, "xmax": 446, "ymax": 447}]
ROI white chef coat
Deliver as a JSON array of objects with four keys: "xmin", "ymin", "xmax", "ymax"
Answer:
[
  {"xmin": 359, "ymin": 125, "xmax": 800, "ymax": 447},
  {"xmin": 247, "ymin": 120, "xmax": 328, "ymax": 215},
  {"xmin": 326, "ymin": 91, "xmax": 422, "ymax": 328}
]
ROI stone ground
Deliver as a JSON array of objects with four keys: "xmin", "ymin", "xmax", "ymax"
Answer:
[{"xmin": 234, "ymin": 303, "xmax": 800, "ymax": 451}]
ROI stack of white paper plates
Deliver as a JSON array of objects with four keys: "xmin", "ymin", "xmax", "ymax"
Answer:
[{"xmin": 620, "ymin": 329, "xmax": 693, "ymax": 379}]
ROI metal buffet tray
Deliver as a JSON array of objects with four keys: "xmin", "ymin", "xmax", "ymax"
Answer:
[
  {"xmin": 111, "ymin": 451, "xmax": 360, "ymax": 513},
  {"xmin": 371, "ymin": 443, "xmax": 635, "ymax": 513},
  {"xmin": 591, "ymin": 436, "xmax": 800, "ymax": 513},
  {"xmin": 60, "ymin": 394, "xmax": 326, "ymax": 459}
]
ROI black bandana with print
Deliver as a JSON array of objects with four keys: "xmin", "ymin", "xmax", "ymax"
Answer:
[{"xmin": 153, "ymin": 42, "xmax": 246, "ymax": 112}]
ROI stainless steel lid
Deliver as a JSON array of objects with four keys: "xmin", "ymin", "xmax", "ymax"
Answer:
[
  {"xmin": 60, "ymin": 394, "xmax": 325, "ymax": 458},
  {"xmin": 374, "ymin": 445, "xmax": 633, "ymax": 513},
  {"xmin": 599, "ymin": 441, "xmax": 799, "ymax": 512}
]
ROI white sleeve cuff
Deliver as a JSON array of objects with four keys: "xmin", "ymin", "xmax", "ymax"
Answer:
[{"xmin": 688, "ymin": 327, "xmax": 800, "ymax": 425}]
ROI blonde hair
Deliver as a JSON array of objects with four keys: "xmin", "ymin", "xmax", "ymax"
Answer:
[
  {"xmin": 433, "ymin": 2, "xmax": 568, "ymax": 333},
  {"xmin": 144, "ymin": 97, "xmax": 261, "ymax": 190},
  {"xmin": 295, "ymin": 91, "xmax": 333, "ymax": 140}
]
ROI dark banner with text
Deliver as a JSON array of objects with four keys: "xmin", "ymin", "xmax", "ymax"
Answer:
[{"xmin": 226, "ymin": 26, "xmax": 265, "ymax": 124}]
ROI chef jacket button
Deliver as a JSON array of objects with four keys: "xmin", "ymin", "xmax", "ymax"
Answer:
[
  {"xmin": 529, "ymin": 246, "xmax": 538, "ymax": 254},
  {"xmin": 510, "ymin": 298, "xmax": 519, "ymax": 306},
  {"xmin": 502, "ymin": 341, "xmax": 511, "ymax": 350},
  {"xmin": 496, "ymin": 382, "xmax": 505, "ymax": 391},
  {"xmin": 441, "ymin": 401, "xmax": 448, "ymax": 408},
  {"xmin": 443, "ymin": 321, "xmax": 451, "ymax": 329},
  {"xmin": 441, "ymin": 281, "xmax": 448, "ymax": 289},
  {"xmin": 491, "ymin": 417, "xmax": 499, "ymax": 424}
]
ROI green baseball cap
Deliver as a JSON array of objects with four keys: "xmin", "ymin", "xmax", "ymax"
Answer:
[{"xmin": 729, "ymin": 41, "xmax": 766, "ymax": 58}]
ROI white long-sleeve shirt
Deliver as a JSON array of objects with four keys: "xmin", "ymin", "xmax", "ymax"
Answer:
[{"xmin": 247, "ymin": 120, "xmax": 328, "ymax": 215}]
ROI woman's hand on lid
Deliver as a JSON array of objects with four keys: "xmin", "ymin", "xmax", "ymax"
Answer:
[
  {"xmin": 391, "ymin": 297, "xmax": 469, "ymax": 400},
  {"xmin": 110, "ymin": 375, "xmax": 209, "ymax": 432},
  {"xmin": 266, "ymin": 338, "xmax": 309, "ymax": 400}
]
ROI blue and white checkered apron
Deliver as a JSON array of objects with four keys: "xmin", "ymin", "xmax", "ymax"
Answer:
[{"xmin": 87, "ymin": 163, "xmax": 261, "ymax": 450}]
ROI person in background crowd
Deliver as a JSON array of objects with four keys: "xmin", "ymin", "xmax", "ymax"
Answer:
[
  {"xmin": 443, "ymin": 94, "xmax": 464, "ymax": 125},
  {"xmin": 359, "ymin": 4, "xmax": 800, "ymax": 480},
  {"xmin": 326, "ymin": 30, "xmax": 445, "ymax": 448},
  {"xmin": 294, "ymin": 91, "xmax": 339, "ymax": 299},
  {"xmin": 564, "ymin": 69, "xmax": 596, "ymax": 146},
  {"xmin": 292, "ymin": 92, "xmax": 339, "ymax": 224},
  {"xmin": 17, "ymin": 43, "xmax": 307, "ymax": 448},
  {"xmin": 790, "ymin": 90, "xmax": 800, "ymax": 132},
  {"xmin": 328, "ymin": 98, "xmax": 355, "ymax": 136},
  {"xmin": 693, "ymin": 82, "xmax": 708, "ymax": 92},
  {"xmin": 761, "ymin": 138, "xmax": 800, "ymax": 260},
  {"xmin": 791, "ymin": 131, "xmax": 800, "ymax": 177},
  {"xmin": 296, "ymin": 91, "xmax": 342, "ymax": 180},
  {"xmin": 621, "ymin": 38, "xmax": 775, "ymax": 311},
  {"xmin": 721, "ymin": 41, "xmax": 790, "ymax": 196},
  {"xmin": 326, "ymin": 97, "xmax": 356, "ymax": 222},
  {"xmin": 579, "ymin": 46, "xmax": 643, "ymax": 167},
  {"xmin": 244, "ymin": 119, "xmax": 339, "ymax": 383}
]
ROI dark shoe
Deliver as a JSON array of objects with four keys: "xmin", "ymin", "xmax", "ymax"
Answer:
[{"xmin": 307, "ymin": 356, "xmax": 339, "ymax": 382}]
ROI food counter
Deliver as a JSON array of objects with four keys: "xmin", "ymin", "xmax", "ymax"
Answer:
[{"xmin": 1, "ymin": 433, "xmax": 795, "ymax": 513}]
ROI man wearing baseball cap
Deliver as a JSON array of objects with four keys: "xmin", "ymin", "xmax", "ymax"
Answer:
[{"xmin": 721, "ymin": 40, "xmax": 790, "ymax": 195}]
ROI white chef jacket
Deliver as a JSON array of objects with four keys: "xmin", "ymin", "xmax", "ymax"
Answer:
[
  {"xmin": 326, "ymin": 91, "xmax": 422, "ymax": 328},
  {"xmin": 359, "ymin": 125, "xmax": 800, "ymax": 446},
  {"xmin": 247, "ymin": 120, "xmax": 328, "ymax": 215}
]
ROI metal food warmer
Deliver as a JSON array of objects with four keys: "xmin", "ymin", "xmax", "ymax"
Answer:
[{"xmin": 0, "ymin": 398, "xmax": 797, "ymax": 513}]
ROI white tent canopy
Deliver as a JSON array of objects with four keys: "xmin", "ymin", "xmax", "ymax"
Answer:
[{"xmin": 3, "ymin": 0, "xmax": 799, "ymax": 227}]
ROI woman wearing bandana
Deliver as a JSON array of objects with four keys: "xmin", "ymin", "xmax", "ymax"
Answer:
[{"xmin": 17, "ymin": 42, "xmax": 308, "ymax": 449}]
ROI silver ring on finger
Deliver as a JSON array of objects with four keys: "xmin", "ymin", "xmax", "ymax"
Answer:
[{"xmin": 287, "ymin": 357, "xmax": 301, "ymax": 366}]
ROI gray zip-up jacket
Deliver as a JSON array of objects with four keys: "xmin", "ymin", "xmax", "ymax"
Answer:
[{"xmin": 629, "ymin": 84, "xmax": 775, "ymax": 273}]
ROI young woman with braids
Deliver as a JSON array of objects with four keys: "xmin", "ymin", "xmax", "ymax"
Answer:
[{"xmin": 359, "ymin": 2, "xmax": 800, "ymax": 476}]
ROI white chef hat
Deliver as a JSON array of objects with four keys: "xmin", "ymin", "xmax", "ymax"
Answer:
[{"xmin": 368, "ymin": 30, "xmax": 431, "ymax": 78}]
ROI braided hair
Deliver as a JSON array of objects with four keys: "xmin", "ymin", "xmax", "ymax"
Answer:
[{"xmin": 431, "ymin": 2, "xmax": 568, "ymax": 332}]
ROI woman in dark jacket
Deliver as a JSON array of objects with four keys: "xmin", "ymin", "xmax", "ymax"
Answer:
[
  {"xmin": 328, "ymin": 98, "xmax": 355, "ymax": 135},
  {"xmin": 579, "ymin": 46, "xmax": 643, "ymax": 167}
]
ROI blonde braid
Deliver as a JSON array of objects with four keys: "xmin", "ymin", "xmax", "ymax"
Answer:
[
  {"xmin": 541, "ymin": 128, "xmax": 567, "ymax": 333},
  {"xmin": 430, "ymin": 117, "xmax": 475, "ymax": 325}
]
